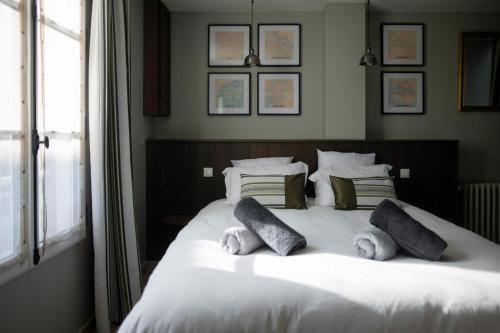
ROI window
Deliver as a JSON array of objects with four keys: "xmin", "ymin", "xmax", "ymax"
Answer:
[
  {"xmin": 0, "ymin": 0, "xmax": 85, "ymax": 283},
  {"xmin": 36, "ymin": 0, "xmax": 85, "ymax": 251},
  {"xmin": 0, "ymin": 0, "xmax": 27, "ymax": 269}
]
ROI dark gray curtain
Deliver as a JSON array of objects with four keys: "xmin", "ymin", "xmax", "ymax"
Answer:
[{"xmin": 89, "ymin": 0, "xmax": 142, "ymax": 331}]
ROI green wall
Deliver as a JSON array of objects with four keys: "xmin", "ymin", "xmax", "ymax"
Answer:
[
  {"xmin": 153, "ymin": 4, "xmax": 367, "ymax": 139},
  {"xmin": 324, "ymin": 3, "xmax": 366, "ymax": 139},
  {"xmin": 367, "ymin": 11, "xmax": 500, "ymax": 182}
]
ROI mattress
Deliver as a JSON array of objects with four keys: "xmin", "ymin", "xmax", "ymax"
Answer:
[{"xmin": 119, "ymin": 200, "xmax": 500, "ymax": 333}]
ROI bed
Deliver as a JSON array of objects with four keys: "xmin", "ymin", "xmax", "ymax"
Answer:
[{"xmin": 119, "ymin": 199, "xmax": 500, "ymax": 333}]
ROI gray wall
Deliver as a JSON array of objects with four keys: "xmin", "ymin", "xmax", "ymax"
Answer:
[
  {"xmin": 0, "ymin": 244, "xmax": 93, "ymax": 333},
  {"xmin": 367, "ymin": 11, "xmax": 500, "ymax": 182},
  {"xmin": 153, "ymin": 4, "xmax": 366, "ymax": 139}
]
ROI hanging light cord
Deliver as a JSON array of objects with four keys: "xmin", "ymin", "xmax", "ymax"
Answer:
[
  {"xmin": 251, "ymin": 0, "xmax": 254, "ymax": 27},
  {"xmin": 366, "ymin": 0, "xmax": 371, "ymax": 49},
  {"xmin": 250, "ymin": 0, "xmax": 254, "ymax": 50}
]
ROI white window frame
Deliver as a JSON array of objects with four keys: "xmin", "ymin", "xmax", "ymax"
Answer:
[{"xmin": 0, "ymin": 0, "xmax": 87, "ymax": 286}]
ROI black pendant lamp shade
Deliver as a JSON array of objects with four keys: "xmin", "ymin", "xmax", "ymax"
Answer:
[{"xmin": 359, "ymin": 45, "xmax": 377, "ymax": 66}]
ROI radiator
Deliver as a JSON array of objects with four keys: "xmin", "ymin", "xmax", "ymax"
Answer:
[{"xmin": 463, "ymin": 183, "xmax": 500, "ymax": 243}]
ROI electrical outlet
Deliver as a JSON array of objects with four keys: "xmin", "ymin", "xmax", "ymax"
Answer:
[
  {"xmin": 400, "ymin": 168, "xmax": 410, "ymax": 179},
  {"xmin": 203, "ymin": 167, "xmax": 213, "ymax": 178}
]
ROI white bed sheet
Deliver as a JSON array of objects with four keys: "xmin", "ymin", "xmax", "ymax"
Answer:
[{"xmin": 119, "ymin": 200, "xmax": 500, "ymax": 333}]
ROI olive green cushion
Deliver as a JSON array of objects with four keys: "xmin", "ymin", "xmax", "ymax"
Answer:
[
  {"xmin": 285, "ymin": 173, "xmax": 307, "ymax": 209},
  {"xmin": 329, "ymin": 176, "xmax": 357, "ymax": 210}
]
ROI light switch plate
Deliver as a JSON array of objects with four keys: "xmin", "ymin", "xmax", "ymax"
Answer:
[
  {"xmin": 400, "ymin": 168, "xmax": 410, "ymax": 179},
  {"xmin": 203, "ymin": 167, "xmax": 213, "ymax": 178}
]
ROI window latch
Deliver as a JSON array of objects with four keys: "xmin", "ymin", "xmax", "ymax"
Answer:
[{"xmin": 32, "ymin": 130, "xmax": 49, "ymax": 155}]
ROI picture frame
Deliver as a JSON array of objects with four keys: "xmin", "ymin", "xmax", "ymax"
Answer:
[
  {"xmin": 381, "ymin": 24, "xmax": 424, "ymax": 66},
  {"xmin": 381, "ymin": 72, "xmax": 425, "ymax": 115},
  {"xmin": 258, "ymin": 72, "xmax": 301, "ymax": 115},
  {"xmin": 258, "ymin": 24, "xmax": 301, "ymax": 66},
  {"xmin": 208, "ymin": 73, "xmax": 251, "ymax": 116},
  {"xmin": 208, "ymin": 24, "xmax": 251, "ymax": 67}
]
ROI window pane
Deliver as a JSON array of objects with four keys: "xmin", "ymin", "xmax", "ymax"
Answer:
[
  {"xmin": 0, "ymin": 140, "xmax": 22, "ymax": 262},
  {"xmin": 38, "ymin": 26, "xmax": 81, "ymax": 133},
  {"xmin": 0, "ymin": 1, "xmax": 24, "ymax": 265},
  {"xmin": 43, "ymin": 0, "xmax": 80, "ymax": 33},
  {"xmin": 0, "ymin": 1, "xmax": 22, "ymax": 131},
  {"xmin": 37, "ymin": 1, "xmax": 84, "ymax": 245},
  {"xmin": 37, "ymin": 138, "xmax": 81, "ymax": 242}
]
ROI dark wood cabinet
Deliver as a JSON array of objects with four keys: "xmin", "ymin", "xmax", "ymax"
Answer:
[{"xmin": 143, "ymin": 0, "xmax": 170, "ymax": 116}]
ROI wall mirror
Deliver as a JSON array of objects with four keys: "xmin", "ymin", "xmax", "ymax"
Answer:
[{"xmin": 458, "ymin": 32, "xmax": 500, "ymax": 111}]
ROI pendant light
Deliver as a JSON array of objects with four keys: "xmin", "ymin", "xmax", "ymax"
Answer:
[
  {"xmin": 359, "ymin": 0, "xmax": 377, "ymax": 66},
  {"xmin": 244, "ymin": 0, "xmax": 260, "ymax": 67}
]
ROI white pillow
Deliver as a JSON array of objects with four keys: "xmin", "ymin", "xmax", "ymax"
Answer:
[
  {"xmin": 223, "ymin": 162, "xmax": 308, "ymax": 204},
  {"xmin": 231, "ymin": 157, "xmax": 293, "ymax": 167},
  {"xmin": 309, "ymin": 164, "xmax": 392, "ymax": 206},
  {"xmin": 317, "ymin": 149, "xmax": 375, "ymax": 169}
]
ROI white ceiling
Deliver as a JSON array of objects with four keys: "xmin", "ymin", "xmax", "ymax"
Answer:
[{"xmin": 162, "ymin": 0, "xmax": 500, "ymax": 12}]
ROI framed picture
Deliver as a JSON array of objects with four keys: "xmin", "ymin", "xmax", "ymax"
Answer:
[
  {"xmin": 381, "ymin": 72, "xmax": 424, "ymax": 115},
  {"xmin": 208, "ymin": 25, "xmax": 251, "ymax": 67},
  {"xmin": 258, "ymin": 72, "xmax": 301, "ymax": 115},
  {"xmin": 258, "ymin": 24, "xmax": 301, "ymax": 66},
  {"xmin": 381, "ymin": 24, "xmax": 424, "ymax": 66},
  {"xmin": 208, "ymin": 73, "xmax": 251, "ymax": 115}
]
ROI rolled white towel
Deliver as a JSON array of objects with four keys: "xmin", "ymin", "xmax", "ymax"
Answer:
[
  {"xmin": 353, "ymin": 227, "xmax": 399, "ymax": 261},
  {"xmin": 220, "ymin": 227, "xmax": 264, "ymax": 255}
]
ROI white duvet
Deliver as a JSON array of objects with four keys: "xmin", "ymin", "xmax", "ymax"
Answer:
[{"xmin": 119, "ymin": 200, "xmax": 500, "ymax": 333}]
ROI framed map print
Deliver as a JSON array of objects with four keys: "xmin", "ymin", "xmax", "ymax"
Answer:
[
  {"xmin": 381, "ymin": 24, "xmax": 424, "ymax": 66},
  {"xmin": 258, "ymin": 73, "xmax": 301, "ymax": 115},
  {"xmin": 208, "ymin": 73, "xmax": 251, "ymax": 115},
  {"xmin": 382, "ymin": 72, "xmax": 424, "ymax": 114},
  {"xmin": 258, "ymin": 24, "xmax": 301, "ymax": 66},
  {"xmin": 208, "ymin": 25, "xmax": 251, "ymax": 67}
]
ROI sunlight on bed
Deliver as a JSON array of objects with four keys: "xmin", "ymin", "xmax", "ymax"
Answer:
[{"xmin": 185, "ymin": 240, "xmax": 239, "ymax": 273}]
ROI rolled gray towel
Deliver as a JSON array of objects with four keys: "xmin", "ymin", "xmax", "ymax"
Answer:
[
  {"xmin": 220, "ymin": 227, "xmax": 264, "ymax": 255},
  {"xmin": 234, "ymin": 197, "xmax": 307, "ymax": 256},
  {"xmin": 353, "ymin": 228, "xmax": 399, "ymax": 261},
  {"xmin": 370, "ymin": 199, "xmax": 448, "ymax": 261}
]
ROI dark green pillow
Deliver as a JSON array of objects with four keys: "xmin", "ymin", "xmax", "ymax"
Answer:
[
  {"xmin": 285, "ymin": 173, "xmax": 307, "ymax": 209},
  {"xmin": 329, "ymin": 176, "xmax": 357, "ymax": 210}
]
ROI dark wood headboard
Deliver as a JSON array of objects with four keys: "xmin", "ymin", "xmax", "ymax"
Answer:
[{"xmin": 146, "ymin": 139, "xmax": 458, "ymax": 259}]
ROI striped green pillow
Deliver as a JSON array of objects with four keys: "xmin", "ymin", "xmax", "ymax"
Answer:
[
  {"xmin": 330, "ymin": 176, "xmax": 398, "ymax": 210},
  {"xmin": 240, "ymin": 173, "xmax": 306, "ymax": 209}
]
